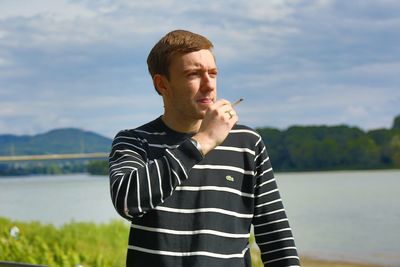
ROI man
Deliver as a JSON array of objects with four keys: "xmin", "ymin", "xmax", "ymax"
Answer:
[{"xmin": 109, "ymin": 29, "xmax": 300, "ymax": 267}]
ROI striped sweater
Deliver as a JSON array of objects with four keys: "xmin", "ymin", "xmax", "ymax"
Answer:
[{"xmin": 109, "ymin": 117, "xmax": 300, "ymax": 267}]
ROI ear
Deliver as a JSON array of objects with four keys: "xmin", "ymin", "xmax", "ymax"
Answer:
[{"xmin": 153, "ymin": 74, "xmax": 170, "ymax": 96}]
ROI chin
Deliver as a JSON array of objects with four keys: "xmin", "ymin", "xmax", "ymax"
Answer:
[
  {"xmin": 197, "ymin": 114, "xmax": 206, "ymax": 120},
  {"xmin": 195, "ymin": 111, "xmax": 206, "ymax": 119}
]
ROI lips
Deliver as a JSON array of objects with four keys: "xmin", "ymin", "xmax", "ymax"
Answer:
[{"xmin": 197, "ymin": 98, "xmax": 213, "ymax": 104}]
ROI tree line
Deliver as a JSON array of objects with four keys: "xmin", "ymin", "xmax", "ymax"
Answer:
[
  {"xmin": 256, "ymin": 115, "xmax": 400, "ymax": 171},
  {"xmin": 0, "ymin": 160, "xmax": 107, "ymax": 176},
  {"xmin": 1, "ymin": 115, "xmax": 399, "ymax": 176}
]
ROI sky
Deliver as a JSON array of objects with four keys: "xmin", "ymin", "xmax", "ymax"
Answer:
[{"xmin": 0, "ymin": 0, "xmax": 399, "ymax": 138}]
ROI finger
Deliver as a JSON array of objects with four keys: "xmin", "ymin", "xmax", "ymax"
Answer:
[
  {"xmin": 218, "ymin": 101, "xmax": 235, "ymax": 113},
  {"xmin": 223, "ymin": 109, "xmax": 237, "ymax": 120},
  {"xmin": 213, "ymin": 99, "xmax": 231, "ymax": 109}
]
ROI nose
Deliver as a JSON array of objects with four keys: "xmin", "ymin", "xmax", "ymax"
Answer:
[{"xmin": 200, "ymin": 72, "xmax": 216, "ymax": 92}]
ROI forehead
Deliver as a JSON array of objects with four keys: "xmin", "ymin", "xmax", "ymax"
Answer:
[{"xmin": 170, "ymin": 49, "xmax": 216, "ymax": 71}]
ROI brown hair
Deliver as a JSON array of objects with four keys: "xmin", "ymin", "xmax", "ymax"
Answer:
[{"xmin": 147, "ymin": 30, "xmax": 214, "ymax": 94}]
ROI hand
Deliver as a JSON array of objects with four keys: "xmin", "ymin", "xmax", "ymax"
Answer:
[{"xmin": 192, "ymin": 99, "xmax": 238, "ymax": 155}]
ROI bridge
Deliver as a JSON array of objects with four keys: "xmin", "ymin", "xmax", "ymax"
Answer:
[{"xmin": 0, "ymin": 153, "xmax": 108, "ymax": 162}]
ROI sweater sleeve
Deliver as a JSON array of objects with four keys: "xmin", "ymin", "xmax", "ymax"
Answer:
[
  {"xmin": 109, "ymin": 130, "xmax": 203, "ymax": 220},
  {"xmin": 252, "ymin": 137, "xmax": 301, "ymax": 267}
]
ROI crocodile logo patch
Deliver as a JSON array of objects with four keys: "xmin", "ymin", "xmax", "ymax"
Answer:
[{"xmin": 225, "ymin": 175, "xmax": 234, "ymax": 182}]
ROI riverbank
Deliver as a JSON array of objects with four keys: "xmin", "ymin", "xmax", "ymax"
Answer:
[
  {"xmin": 250, "ymin": 245, "xmax": 387, "ymax": 267},
  {"xmin": 301, "ymin": 257, "xmax": 385, "ymax": 267}
]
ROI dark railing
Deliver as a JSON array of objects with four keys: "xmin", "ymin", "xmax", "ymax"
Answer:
[
  {"xmin": 0, "ymin": 262, "xmax": 48, "ymax": 267},
  {"xmin": 0, "ymin": 152, "xmax": 108, "ymax": 162}
]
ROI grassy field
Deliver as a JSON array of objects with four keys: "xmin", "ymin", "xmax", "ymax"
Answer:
[
  {"xmin": 0, "ymin": 217, "xmax": 127, "ymax": 266},
  {"xmin": 1, "ymin": 217, "xmax": 383, "ymax": 267}
]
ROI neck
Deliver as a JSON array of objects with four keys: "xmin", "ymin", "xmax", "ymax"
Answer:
[{"xmin": 161, "ymin": 111, "xmax": 202, "ymax": 133}]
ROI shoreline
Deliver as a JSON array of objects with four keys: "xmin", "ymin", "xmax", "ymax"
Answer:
[
  {"xmin": 301, "ymin": 257, "xmax": 387, "ymax": 267},
  {"xmin": 250, "ymin": 246, "xmax": 390, "ymax": 267}
]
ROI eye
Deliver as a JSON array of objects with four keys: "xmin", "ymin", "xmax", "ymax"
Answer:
[
  {"xmin": 209, "ymin": 70, "xmax": 218, "ymax": 78},
  {"xmin": 187, "ymin": 71, "xmax": 200, "ymax": 79}
]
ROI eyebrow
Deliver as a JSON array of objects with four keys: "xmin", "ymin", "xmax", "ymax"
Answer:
[{"xmin": 183, "ymin": 66, "xmax": 218, "ymax": 73}]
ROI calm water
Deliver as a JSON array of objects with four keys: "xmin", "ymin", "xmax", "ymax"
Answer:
[{"xmin": 0, "ymin": 170, "xmax": 399, "ymax": 266}]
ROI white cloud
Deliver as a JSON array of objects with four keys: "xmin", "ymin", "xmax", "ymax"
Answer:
[
  {"xmin": 235, "ymin": 82, "xmax": 400, "ymax": 130},
  {"xmin": 244, "ymin": 0, "xmax": 297, "ymax": 21},
  {"xmin": 346, "ymin": 105, "xmax": 369, "ymax": 118},
  {"xmin": 0, "ymin": 0, "xmax": 95, "ymax": 20},
  {"xmin": 0, "ymin": 30, "xmax": 6, "ymax": 39},
  {"xmin": 0, "ymin": 0, "xmax": 399, "ymax": 136},
  {"xmin": 347, "ymin": 62, "xmax": 400, "ymax": 76},
  {"xmin": 0, "ymin": 57, "xmax": 10, "ymax": 66},
  {"xmin": 1, "ymin": 0, "xmax": 303, "ymax": 48}
]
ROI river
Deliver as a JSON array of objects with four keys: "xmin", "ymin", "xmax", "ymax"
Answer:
[{"xmin": 0, "ymin": 170, "xmax": 399, "ymax": 266}]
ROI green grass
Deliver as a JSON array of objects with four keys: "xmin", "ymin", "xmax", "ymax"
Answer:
[
  {"xmin": 0, "ymin": 217, "xmax": 263, "ymax": 267},
  {"xmin": 0, "ymin": 217, "xmax": 129, "ymax": 266}
]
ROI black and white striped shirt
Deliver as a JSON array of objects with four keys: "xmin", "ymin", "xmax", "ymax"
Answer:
[{"xmin": 109, "ymin": 117, "xmax": 300, "ymax": 267}]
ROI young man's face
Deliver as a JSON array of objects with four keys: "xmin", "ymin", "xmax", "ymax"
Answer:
[{"xmin": 163, "ymin": 49, "xmax": 217, "ymax": 121}]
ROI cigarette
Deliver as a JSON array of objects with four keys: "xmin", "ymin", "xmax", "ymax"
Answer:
[{"xmin": 232, "ymin": 98, "xmax": 244, "ymax": 107}]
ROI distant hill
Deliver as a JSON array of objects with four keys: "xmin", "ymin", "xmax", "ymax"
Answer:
[
  {"xmin": 1, "ymin": 114, "xmax": 399, "ymax": 173},
  {"xmin": 0, "ymin": 128, "xmax": 112, "ymax": 156}
]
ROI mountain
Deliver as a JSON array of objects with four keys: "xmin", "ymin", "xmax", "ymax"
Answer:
[{"xmin": 0, "ymin": 128, "xmax": 112, "ymax": 156}]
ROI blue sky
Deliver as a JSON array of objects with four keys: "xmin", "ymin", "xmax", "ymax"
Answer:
[{"xmin": 0, "ymin": 0, "xmax": 399, "ymax": 138}]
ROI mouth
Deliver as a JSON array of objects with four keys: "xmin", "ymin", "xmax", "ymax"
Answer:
[{"xmin": 196, "ymin": 98, "xmax": 214, "ymax": 104}]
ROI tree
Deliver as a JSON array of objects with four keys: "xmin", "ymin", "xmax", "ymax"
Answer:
[
  {"xmin": 368, "ymin": 129, "xmax": 395, "ymax": 167},
  {"xmin": 389, "ymin": 135, "xmax": 400, "ymax": 167},
  {"xmin": 256, "ymin": 128, "xmax": 290, "ymax": 170},
  {"xmin": 86, "ymin": 160, "xmax": 108, "ymax": 175},
  {"xmin": 392, "ymin": 115, "xmax": 400, "ymax": 130}
]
